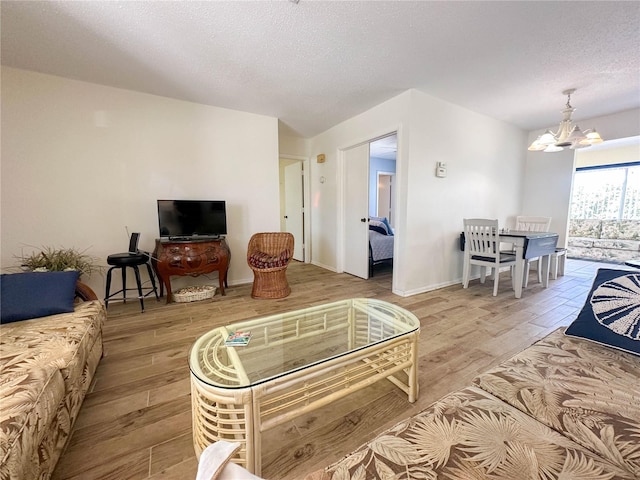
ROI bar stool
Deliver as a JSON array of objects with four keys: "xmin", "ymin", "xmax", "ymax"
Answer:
[{"xmin": 104, "ymin": 233, "xmax": 159, "ymax": 312}]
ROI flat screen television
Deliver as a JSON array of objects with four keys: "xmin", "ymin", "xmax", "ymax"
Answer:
[{"xmin": 157, "ymin": 200, "xmax": 227, "ymax": 239}]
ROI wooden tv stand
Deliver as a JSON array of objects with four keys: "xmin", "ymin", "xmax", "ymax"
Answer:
[{"xmin": 152, "ymin": 237, "xmax": 230, "ymax": 303}]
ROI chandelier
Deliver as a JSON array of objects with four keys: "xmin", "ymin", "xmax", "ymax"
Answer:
[{"xmin": 528, "ymin": 89, "xmax": 604, "ymax": 153}]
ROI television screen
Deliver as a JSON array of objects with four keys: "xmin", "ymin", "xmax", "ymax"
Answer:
[{"xmin": 157, "ymin": 200, "xmax": 227, "ymax": 239}]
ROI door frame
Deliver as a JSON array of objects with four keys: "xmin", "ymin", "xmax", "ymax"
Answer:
[
  {"xmin": 337, "ymin": 128, "xmax": 401, "ymax": 291},
  {"xmin": 376, "ymin": 171, "xmax": 396, "ymax": 226},
  {"xmin": 279, "ymin": 154, "xmax": 311, "ymax": 263}
]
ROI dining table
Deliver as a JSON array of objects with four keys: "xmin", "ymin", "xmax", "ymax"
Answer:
[
  {"xmin": 499, "ymin": 230, "xmax": 559, "ymax": 298},
  {"xmin": 460, "ymin": 230, "xmax": 560, "ymax": 298}
]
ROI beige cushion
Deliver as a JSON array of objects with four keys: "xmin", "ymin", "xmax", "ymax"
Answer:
[{"xmin": 474, "ymin": 327, "xmax": 640, "ymax": 477}]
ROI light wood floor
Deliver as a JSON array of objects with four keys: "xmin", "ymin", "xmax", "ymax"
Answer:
[{"xmin": 52, "ymin": 258, "xmax": 627, "ymax": 480}]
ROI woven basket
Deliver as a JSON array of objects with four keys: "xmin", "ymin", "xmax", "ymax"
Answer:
[{"xmin": 173, "ymin": 285, "xmax": 216, "ymax": 303}]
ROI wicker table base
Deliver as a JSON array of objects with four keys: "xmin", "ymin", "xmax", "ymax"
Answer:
[{"xmin": 189, "ymin": 299, "xmax": 420, "ymax": 475}]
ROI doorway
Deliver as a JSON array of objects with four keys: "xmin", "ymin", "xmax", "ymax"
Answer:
[
  {"xmin": 279, "ymin": 156, "xmax": 309, "ymax": 262},
  {"xmin": 342, "ymin": 133, "xmax": 398, "ymax": 281}
]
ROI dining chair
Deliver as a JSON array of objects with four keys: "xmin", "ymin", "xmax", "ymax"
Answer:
[
  {"xmin": 462, "ymin": 218, "xmax": 517, "ymax": 296},
  {"xmin": 516, "ymin": 216, "xmax": 552, "ymax": 287},
  {"xmin": 516, "ymin": 216, "xmax": 552, "ymax": 233}
]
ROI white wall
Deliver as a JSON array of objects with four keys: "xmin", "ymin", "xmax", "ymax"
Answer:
[
  {"xmin": 278, "ymin": 131, "xmax": 310, "ymax": 158},
  {"xmin": 576, "ymin": 139, "xmax": 639, "ymax": 168},
  {"xmin": 308, "ymin": 91, "xmax": 411, "ymax": 273},
  {"xmin": 8, "ymin": 65, "xmax": 630, "ymax": 300},
  {"xmin": 1, "ymin": 67, "xmax": 281, "ymax": 296},
  {"xmin": 401, "ymin": 90, "xmax": 526, "ymax": 295},
  {"xmin": 308, "ymin": 89, "xmax": 527, "ymax": 295},
  {"xmin": 522, "ymin": 108, "xmax": 640, "ymax": 247}
]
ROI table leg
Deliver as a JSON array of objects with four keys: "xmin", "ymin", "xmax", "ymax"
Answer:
[
  {"xmin": 156, "ymin": 273, "xmax": 165, "ymax": 298},
  {"xmin": 218, "ymin": 264, "xmax": 227, "ymax": 296},
  {"xmin": 541, "ymin": 254, "xmax": 551, "ymax": 288},
  {"xmin": 163, "ymin": 277, "xmax": 173, "ymax": 304},
  {"xmin": 514, "ymin": 245, "xmax": 524, "ymax": 298},
  {"xmin": 251, "ymin": 395, "xmax": 261, "ymax": 475},
  {"xmin": 408, "ymin": 334, "xmax": 419, "ymax": 403}
]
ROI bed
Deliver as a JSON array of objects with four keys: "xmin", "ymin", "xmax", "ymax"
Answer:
[{"xmin": 368, "ymin": 218, "xmax": 394, "ymax": 276}]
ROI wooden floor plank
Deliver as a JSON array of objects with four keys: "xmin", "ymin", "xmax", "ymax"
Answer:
[
  {"xmin": 52, "ymin": 258, "xmax": 626, "ymax": 479},
  {"xmin": 52, "ymin": 449, "xmax": 150, "ymax": 480},
  {"xmin": 149, "ymin": 433, "xmax": 194, "ymax": 476}
]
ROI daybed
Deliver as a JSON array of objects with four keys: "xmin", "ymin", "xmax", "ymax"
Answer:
[
  {"xmin": 368, "ymin": 217, "xmax": 394, "ymax": 276},
  {"xmin": 306, "ymin": 268, "xmax": 640, "ymax": 479},
  {"xmin": 0, "ymin": 272, "xmax": 106, "ymax": 480}
]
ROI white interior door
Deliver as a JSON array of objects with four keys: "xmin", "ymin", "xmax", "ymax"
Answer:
[
  {"xmin": 284, "ymin": 161, "xmax": 304, "ymax": 261},
  {"xmin": 343, "ymin": 143, "xmax": 370, "ymax": 279}
]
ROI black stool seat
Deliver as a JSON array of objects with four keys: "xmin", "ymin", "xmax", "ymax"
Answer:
[
  {"xmin": 107, "ymin": 252, "xmax": 149, "ymax": 266},
  {"xmin": 105, "ymin": 250, "xmax": 159, "ymax": 312}
]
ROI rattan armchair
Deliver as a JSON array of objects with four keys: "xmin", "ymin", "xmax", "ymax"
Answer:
[{"xmin": 247, "ymin": 232, "xmax": 294, "ymax": 299}]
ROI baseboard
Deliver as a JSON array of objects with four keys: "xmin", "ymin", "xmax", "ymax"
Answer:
[
  {"xmin": 394, "ymin": 279, "xmax": 461, "ymax": 297},
  {"xmin": 311, "ymin": 260, "xmax": 337, "ymax": 272}
]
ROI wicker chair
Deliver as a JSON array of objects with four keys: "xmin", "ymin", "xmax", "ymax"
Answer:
[{"xmin": 247, "ymin": 232, "xmax": 295, "ymax": 299}]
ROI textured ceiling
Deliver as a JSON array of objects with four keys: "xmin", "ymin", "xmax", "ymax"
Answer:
[{"xmin": 2, "ymin": 1, "xmax": 639, "ymax": 138}]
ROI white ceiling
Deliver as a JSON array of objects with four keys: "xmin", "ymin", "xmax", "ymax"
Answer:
[
  {"xmin": 370, "ymin": 134, "xmax": 398, "ymax": 161},
  {"xmin": 2, "ymin": 1, "xmax": 639, "ymax": 138}
]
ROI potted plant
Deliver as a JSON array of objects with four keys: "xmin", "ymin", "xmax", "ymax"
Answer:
[{"xmin": 17, "ymin": 246, "xmax": 101, "ymax": 277}]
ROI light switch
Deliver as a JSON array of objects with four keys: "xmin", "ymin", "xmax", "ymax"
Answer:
[{"xmin": 436, "ymin": 161, "xmax": 447, "ymax": 178}]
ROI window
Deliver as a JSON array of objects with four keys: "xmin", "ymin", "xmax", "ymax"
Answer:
[{"xmin": 570, "ymin": 163, "xmax": 640, "ymax": 221}]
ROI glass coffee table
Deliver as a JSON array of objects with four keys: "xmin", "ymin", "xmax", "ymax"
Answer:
[{"xmin": 189, "ymin": 298, "xmax": 420, "ymax": 475}]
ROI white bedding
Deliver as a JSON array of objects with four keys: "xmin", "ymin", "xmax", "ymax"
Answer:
[{"xmin": 369, "ymin": 230, "xmax": 394, "ymax": 262}]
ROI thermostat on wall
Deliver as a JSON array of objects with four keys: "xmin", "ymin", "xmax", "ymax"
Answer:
[{"xmin": 436, "ymin": 161, "xmax": 447, "ymax": 178}]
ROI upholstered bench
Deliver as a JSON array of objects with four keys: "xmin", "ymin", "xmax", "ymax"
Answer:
[{"xmin": 1, "ymin": 272, "xmax": 106, "ymax": 480}]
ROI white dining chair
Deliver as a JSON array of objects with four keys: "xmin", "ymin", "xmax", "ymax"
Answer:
[
  {"xmin": 515, "ymin": 216, "xmax": 552, "ymax": 287},
  {"xmin": 516, "ymin": 216, "xmax": 552, "ymax": 233},
  {"xmin": 462, "ymin": 218, "xmax": 517, "ymax": 296}
]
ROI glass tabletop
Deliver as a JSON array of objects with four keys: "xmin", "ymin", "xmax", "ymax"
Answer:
[{"xmin": 189, "ymin": 298, "xmax": 420, "ymax": 388}]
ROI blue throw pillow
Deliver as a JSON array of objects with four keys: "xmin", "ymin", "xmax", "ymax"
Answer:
[
  {"xmin": 371, "ymin": 216, "xmax": 394, "ymax": 236},
  {"xmin": 0, "ymin": 271, "xmax": 80, "ymax": 324},
  {"xmin": 565, "ymin": 268, "xmax": 640, "ymax": 356},
  {"xmin": 381, "ymin": 217, "xmax": 393, "ymax": 236}
]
